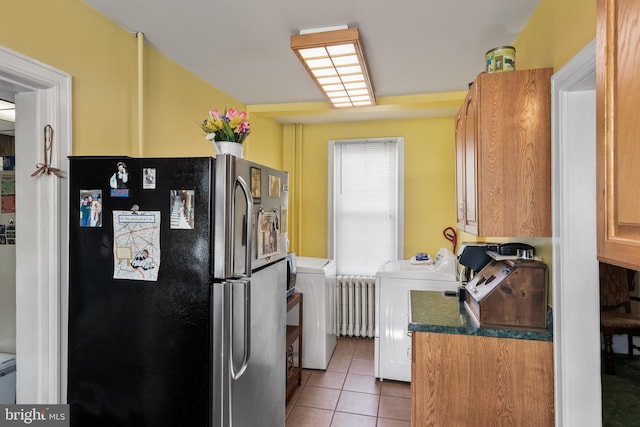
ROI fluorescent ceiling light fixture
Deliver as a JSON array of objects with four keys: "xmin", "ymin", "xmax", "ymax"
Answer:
[
  {"xmin": 291, "ymin": 26, "xmax": 375, "ymax": 108},
  {"xmin": 0, "ymin": 99, "xmax": 15, "ymax": 123}
]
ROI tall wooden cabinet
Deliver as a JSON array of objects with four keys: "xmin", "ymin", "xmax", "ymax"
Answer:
[
  {"xmin": 455, "ymin": 68, "xmax": 552, "ymax": 237},
  {"xmin": 596, "ymin": 0, "xmax": 640, "ymax": 270}
]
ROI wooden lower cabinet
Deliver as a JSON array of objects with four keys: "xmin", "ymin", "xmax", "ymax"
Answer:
[{"xmin": 411, "ymin": 332, "xmax": 554, "ymax": 427}]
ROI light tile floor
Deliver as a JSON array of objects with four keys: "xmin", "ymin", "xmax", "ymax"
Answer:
[{"xmin": 286, "ymin": 337, "xmax": 411, "ymax": 427}]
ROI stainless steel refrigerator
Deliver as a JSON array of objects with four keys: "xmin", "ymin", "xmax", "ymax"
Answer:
[{"xmin": 67, "ymin": 155, "xmax": 288, "ymax": 426}]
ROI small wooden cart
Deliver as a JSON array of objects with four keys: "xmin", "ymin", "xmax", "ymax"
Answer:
[{"xmin": 286, "ymin": 292, "xmax": 303, "ymax": 402}]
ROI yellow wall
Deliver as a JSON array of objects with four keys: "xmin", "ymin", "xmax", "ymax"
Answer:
[
  {"xmin": 142, "ymin": 45, "xmax": 244, "ymax": 157},
  {"xmin": 515, "ymin": 0, "xmax": 596, "ymax": 71},
  {"xmin": 0, "ymin": 0, "xmax": 282, "ymax": 160},
  {"xmin": 293, "ymin": 117, "xmax": 457, "ymax": 259},
  {"xmin": 1, "ymin": 0, "xmax": 597, "ymax": 269},
  {"xmin": 506, "ymin": 0, "xmax": 597, "ymax": 280},
  {"xmin": 245, "ymin": 113, "xmax": 284, "ymax": 170},
  {"xmin": 288, "ymin": 0, "xmax": 597, "ymax": 262}
]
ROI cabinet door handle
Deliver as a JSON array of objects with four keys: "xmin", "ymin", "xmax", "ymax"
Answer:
[
  {"xmin": 464, "ymin": 96, "xmax": 473, "ymax": 117},
  {"xmin": 461, "ymin": 201, "xmax": 467, "ymax": 217}
]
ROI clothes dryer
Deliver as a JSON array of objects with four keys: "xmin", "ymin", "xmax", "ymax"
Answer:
[
  {"xmin": 286, "ymin": 257, "xmax": 337, "ymax": 370},
  {"xmin": 374, "ymin": 248, "xmax": 458, "ymax": 382}
]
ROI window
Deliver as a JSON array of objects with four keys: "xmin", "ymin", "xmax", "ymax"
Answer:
[{"xmin": 328, "ymin": 138, "xmax": 404, "ymax": 275}]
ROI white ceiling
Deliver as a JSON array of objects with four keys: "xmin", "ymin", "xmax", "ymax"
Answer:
[{"xmin": 82, "ymin": 0, "xmax": 540, "ymax": 123}]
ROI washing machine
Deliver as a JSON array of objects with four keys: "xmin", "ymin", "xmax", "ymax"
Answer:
[
  {"xmin": 286, "ymin": 257, "xmax": 337, "ymax": 370},
  {"xmin": 374, "ymin": 248, "xmax": 458, "ymax": 382},
  {"xmin": 0, "ymin": 353, "xmax": 16, "ymax": 404}
]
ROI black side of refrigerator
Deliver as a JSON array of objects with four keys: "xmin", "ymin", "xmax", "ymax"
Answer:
[{"xmin": 67, "ymin": 156, "xmax": 214, "ymax": 427}]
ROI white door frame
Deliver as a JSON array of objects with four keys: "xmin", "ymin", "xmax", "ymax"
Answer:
[
  {"xmin": 551, "ymin": 39, "xmax": 600, "ymax": 426},
  {"xmin": 0, "ymin": 45, "xmax": 71, "ymax": 403}
]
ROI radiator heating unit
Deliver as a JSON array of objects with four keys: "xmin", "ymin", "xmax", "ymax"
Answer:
[{"xmin": 336, "ymin": 275, "xmax": 376, "ymax": 338}]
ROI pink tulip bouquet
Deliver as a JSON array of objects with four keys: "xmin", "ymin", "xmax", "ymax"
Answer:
[{"xmin": 201, "ymin": 108, "xmax": 251, "ymax": 144}]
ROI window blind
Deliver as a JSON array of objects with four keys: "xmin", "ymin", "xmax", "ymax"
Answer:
[{"xmin": 333, "ymin": 139, "xmax": 399, "ymax": 275}]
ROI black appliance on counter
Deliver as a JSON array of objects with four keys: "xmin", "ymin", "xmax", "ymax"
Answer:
[{"xmin": 457, "ymin": 242, "xmax": 535, "ymax": 283}]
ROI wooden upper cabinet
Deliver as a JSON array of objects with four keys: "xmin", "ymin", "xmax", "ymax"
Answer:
[
  {"xmin": 464, "ymin": 86, "xmax": 478, "ymax": 234},
  {"xmin": 455, "ymin": 107, "xmax": 466, "ymax": 229},
  {"xmin": 455, "ymin": 68, "xmax": 552, "ymax": 237},
  {"xmin": 597, "ymin": 0, "xmax": 640, "ymax": 270},
  {"xmin": 456, "ymin": 86, "xmax": 479, "ymax": 234}
]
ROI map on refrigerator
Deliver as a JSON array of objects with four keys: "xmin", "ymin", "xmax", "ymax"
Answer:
[{"xmin": 113, "ymin": 210, "xmax": 161, "ymax": 281}]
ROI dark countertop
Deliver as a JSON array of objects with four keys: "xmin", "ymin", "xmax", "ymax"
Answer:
[{"xmin": 408, "ymin": 290, "xmax": 553, "ymax": 342}]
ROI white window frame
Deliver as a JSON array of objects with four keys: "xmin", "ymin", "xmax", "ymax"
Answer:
[{"xmin": 327, "ymin": 137, "xmax": 404, "ymax": 266}]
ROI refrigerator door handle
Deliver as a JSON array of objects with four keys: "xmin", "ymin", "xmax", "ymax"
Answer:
[
  {"xmin": 229, "ymin": 278, "xmax": 251, "ymax": 380},
  {"xmin": 233, "ymin": 175, "xmax": 253, "ymax": 278}
]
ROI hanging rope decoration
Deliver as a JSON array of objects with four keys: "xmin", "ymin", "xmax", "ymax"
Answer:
[{"xmin": 31, "ymin": 124, "xmax": 62, "ymax": 178}]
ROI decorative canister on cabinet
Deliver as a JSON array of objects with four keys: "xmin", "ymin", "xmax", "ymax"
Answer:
[{"xmin": 485, "ymin": 46, "xmax": 516, "ymax": 73}]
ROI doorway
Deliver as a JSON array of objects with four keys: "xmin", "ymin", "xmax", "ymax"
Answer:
[
  {"xmin": 552, "ymin": 40, "xmax": 600, "ymax": 426},
  {"xmin": 0, "ymin": 92, "xmax": 16, "ymax": 402},
  {"xmin": 0, "ymin": 45, "xmax": 71, "ymax": 403}
]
